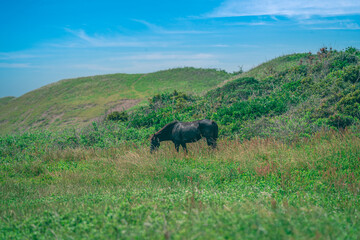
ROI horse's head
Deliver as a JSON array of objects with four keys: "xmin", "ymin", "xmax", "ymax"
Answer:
[{"xmin": 150, "ymin": 134, "xmax": 160, "ymax": 153}]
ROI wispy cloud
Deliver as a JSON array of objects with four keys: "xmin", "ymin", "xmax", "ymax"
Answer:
[
  {"xmin": 51, "ymin": 28, "xmax": 147, "ymax": 48},
  {"xmin": 0, "ymin": 63, "xmax": 31, "ymax": 68},
  {"xmin": 0, "ymin": 52, "xmax": 40, "ymax": 60},
  {"xmin": 227, "ymin": 21, "xmax": 269, "ymax": 26},
  {"xmin": 310, "ymin": 24, "xmax": 360, "ymax": 30},
  {"xmin": 297, "ymin": 18, "xmax": 360, "ymax": 29},
  {"xmin": 206, "ymin": 0, "xmax": 360, "ymax": 18},
  {"xmin": 133, "ymin": 19, "xmax": 212, "ymax": 34},
  {"xmin": 212, "ymin": 44, "xmax": 229, "ymax": 48}
]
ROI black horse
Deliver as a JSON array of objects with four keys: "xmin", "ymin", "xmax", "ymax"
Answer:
[{"xmin": 150, "ymin": 119, "xmax": 218, "ymax": 153}]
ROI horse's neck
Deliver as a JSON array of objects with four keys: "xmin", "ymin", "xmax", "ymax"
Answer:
[
  {"xmin": 157, "ymin": 131, "xmax": 171, "ymax": 141},
  {"xmin": 156, "ymin": 126, "xmax": 174, "ymax": 141}
]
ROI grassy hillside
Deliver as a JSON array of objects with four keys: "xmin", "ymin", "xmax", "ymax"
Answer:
[
  {"xmin": 0, "ymin": 68, "xmax": 231, "ymax": 134},
  {"xmin": 1, "ymin": 47, "xmax": 360, "ymax": 239},
  {"xmin": 0, "ymin": 96, "xmax": 15, "ymax": 106},
  {"xmin": 123, "ymin": 47, "xmax": 360, "ymax": 140},
  {"xmin": 241, "ymin": 53, "xmax": 309, "ymax": 79}
]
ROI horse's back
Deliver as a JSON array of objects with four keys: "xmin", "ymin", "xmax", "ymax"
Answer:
[
  {"xmin": 171, "ymin": 119, "xmax": 218, "ymax": 143},
  {"xmin": 172, "ymin": 121, "xmax": 201, "ymax": 143}
]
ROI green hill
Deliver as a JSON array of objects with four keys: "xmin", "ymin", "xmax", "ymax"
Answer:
[
  {"xmin": 2, "ymin": 48, "xmax": 359, "ymax": 136},
  {"xmin": 0, "ymin": 96, "xmax": 15, "ymax": 106},
  {"xmin": 1, "ymin": 48, "xmax": 360, "ymax": 239},
  {"xmin": 124, "ymin": 47, "xmax": 360, "ymax": 140},
  {"xmin": 0, "ymin": 67, "xmax": 231, "ymax": 134}
]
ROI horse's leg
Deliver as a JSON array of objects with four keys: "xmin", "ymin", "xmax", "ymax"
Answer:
[
  {"xmin": 174, "ymin": 143, "xmax": 180, "ymax": 152},
  {"xmin": 181, "ymin": 143, "xmax": 188, "ymax": 153},
  {"xmin": 206, "ymin": 138, "xmax": 217, "ymax": 149}
]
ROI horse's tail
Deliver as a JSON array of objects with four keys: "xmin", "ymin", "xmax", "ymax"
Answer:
[{"xmin": 212, "ymin": 120, "xmax": 219, "ymax": 139}]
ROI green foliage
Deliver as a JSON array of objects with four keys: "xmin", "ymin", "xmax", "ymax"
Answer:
[
  {"xmin": 2, "ymin": 47, "xmax": 360, "ymax": 141},
  {"xmin": 345, "ymin": 46, "xmax": 360, "ymax": 55},
  {"xmin": 128, "ymin": 90, "xmax": 197, "ymax": 130},
  {"xmin": 0, "ymin": 96, "xmax": 15, "ymax": 106},
  {"xmin": 328, "ymin": 113, "xmax": 354, "ymax": 128},
  {"xmin": 123, "ymin": 47, "xmax": 360, "ymax": 139},
  {"xmin": 1, "ymin": 131, "xmax": 360, "ymax": 239},
  {"xmin": 337, "ymin": 90, "xmax": 360, "ymax": 118},
  {"xmin": 343, "ymin": 65, "xmax": 360, "ymax": 83},
  {"xmin": 207, "ymin": 77, "xmax": 262, "ymax": 103},
  {"xmin": 2, "ymin": 48, "xmax": 360, "ymax": 238},
  {"xmin": 329, "ymin": 51, "xmax": 358, "ymax": 70},
  {"xmin": 149, "ymin": 90, "xmax": 195, "ymax": 111},
  {"xmin": 106, "ymin": 111, "xmax": 129, "ymax": 122}
]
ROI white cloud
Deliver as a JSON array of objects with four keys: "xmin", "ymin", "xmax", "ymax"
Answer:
[
  {"xmin": 227, "ymin": 21, "xmax": 269, "ymax": 26},
  {"xmin": 212, "ymin": 44, "xmax": 230, "ymax": 48},
  {"xmin": 298, "ymin": 18, "xmax": 360, "ymax": 29},
  {"xmin": 0, "ymin": 63, "xmax": 31, "ymax": 68},
  {"xmin": 133, "ymin": 19, "xmax": 212, "ymax": 34},
  {"xmin": 207, "ymin": 0, "xmax": 360, "ymax": 18},
  {"xmin": 0, "ymin": 52, "xmax": 40, "ymax": 60},
  {"xmin": 310, "ymin": 24, "xmax": 360, "ymax": 30},
  {"xmin": 56, "ymin": 28, "xmax": 146, "ymax": 48}
]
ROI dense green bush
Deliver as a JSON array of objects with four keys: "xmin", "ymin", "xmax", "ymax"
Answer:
[
  {"xmin": 337, "ymin": 90, "xmax": 360, "ymax": 118},
  {"xmin": 106, "ymin": 111, "xmax": 129, "ymax": 122},
  {"xmin": 329, "ymin": 51, "xmax": 358, "ymax": 70},
  {"xmin": 343, "ymin": 65, "xmax": 360, "ymax": 83},
  {"xmin": 328, "ymin": 113, "xmax": 354, "ymax": 129}
]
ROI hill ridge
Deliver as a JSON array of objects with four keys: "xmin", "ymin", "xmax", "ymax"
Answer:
[{"xmin": 0, "ymin": 67, "xmax": 231, "ymax": 133}]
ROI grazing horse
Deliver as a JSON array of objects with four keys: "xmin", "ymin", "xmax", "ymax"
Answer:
[{"xmin": 150, "ymin": 119, "xmax": 218, "ymax": 153}]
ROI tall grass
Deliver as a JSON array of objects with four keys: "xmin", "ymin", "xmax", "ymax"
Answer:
[{"xmin": 1, "ymin": 130, "xmax": 359, "ymax": 239}]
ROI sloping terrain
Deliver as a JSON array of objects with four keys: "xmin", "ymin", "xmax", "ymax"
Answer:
[
  {"xmin": 125, "ymin": 48, "xmax": 360, "ymax": 140},
  {"xmin": 1, "ymin": 48, "xmax": 359, "ymax": 239},
  {"xmin": 0, "ymin": 67, "xmax": 231, "ymax": 133},
  {"xmin": 2, "ymin": 48, "xmax": 359, "ymax": 136},
  {"xmin": 0, "ymin": 96, "xmax": 15, "ymax": 106}
]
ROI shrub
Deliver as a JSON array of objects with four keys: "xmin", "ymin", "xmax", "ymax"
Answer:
[
  {"xmin": 106, "ymin": 111, "xmax": 129, "ymax": 122},
  {"xmin": 345, "ymin": 46, "xmax": 359, "ymax": 55},
  {"xmin": 289, "ymin": 65, "xmax": 308, "ymax": 75},
  {"xmin": 329, "ymin": 52, "xmax": 358, "ymax": 71},
  {"xmin": 328, "ymin": 114, "xmax": 354, "ymax": 129},
  {"xmin": 149, "ymin": 90, "xmax": 195, "ymax": 111},
  {"xmin": 343, "ymin": 65, "xmax": 360, "ymax": 83},
  {"xmin": 337, "ymin": 90, "xmax": 360, "ymax": 118}
]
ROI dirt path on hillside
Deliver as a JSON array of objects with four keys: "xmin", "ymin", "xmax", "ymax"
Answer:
[
  {"xmin": 131, "ymin": 74, "xmax": 148, "ymax": 97},
  {"xmin": 106, "ymin": 99, "xmax": 141, "ymax": 113},
  {"xmin": 89, "ymin": 99, "xmax": 141, "ymax": 123}
]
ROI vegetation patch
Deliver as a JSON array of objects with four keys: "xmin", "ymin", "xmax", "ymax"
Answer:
[
  {"xmin": 0, "ymin": 68, "xmax": 230, "ymax": 134},
  {"xmin": 1, "ymin": 47, "xmax": 360, "ymax": 239},
  {"xmin": 1, "ymin": 130, "xmax": 359, "ymax": 239}
]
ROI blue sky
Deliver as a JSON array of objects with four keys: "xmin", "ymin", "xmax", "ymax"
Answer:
[{"xmin": 1, "ymin": 0, "xmax": 360, "ymax": 97}]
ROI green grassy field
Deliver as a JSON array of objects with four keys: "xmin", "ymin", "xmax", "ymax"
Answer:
[
  {"xmin": 1, "ymin": 48, "xmax": 360, "ymax": 239},
  {"xmin": 0, "ymin": 68, "xmax": 231, "ymax": 134},
  {"xmin": 1, "ymin": 129, "xmax": 359, "ymax": 239}
]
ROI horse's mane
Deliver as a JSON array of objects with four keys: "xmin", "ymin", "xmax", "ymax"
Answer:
[{"xmin": 154, "ymin": 121, "xmax": 179, "ymax": 136}]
